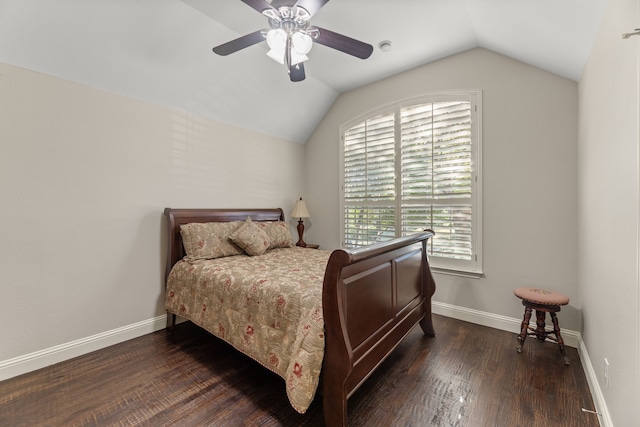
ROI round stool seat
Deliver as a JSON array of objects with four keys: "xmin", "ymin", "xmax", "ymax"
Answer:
[{"xmin": 513, "ymin": 287, "xmax": 570, "ymax": 306}]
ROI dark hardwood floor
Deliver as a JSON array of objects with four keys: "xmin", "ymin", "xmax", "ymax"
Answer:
[{"xmin": 0, "ymin": 315, "xmax": 599, "ymax": 427}]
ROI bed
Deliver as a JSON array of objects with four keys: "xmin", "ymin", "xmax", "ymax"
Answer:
[{"xmin": 163, "ymin": 207, "xmax": 436, "ymax": 426}]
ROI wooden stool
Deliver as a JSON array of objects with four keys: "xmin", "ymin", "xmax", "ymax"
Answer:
[{"xmin": 513, "ymin": 287, "xmax": 570, "ymax": 365}]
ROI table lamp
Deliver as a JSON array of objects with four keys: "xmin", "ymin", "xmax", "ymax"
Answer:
[{"xmin": 290, "ymin": 197, "xmax": 310, "ymax": 247}]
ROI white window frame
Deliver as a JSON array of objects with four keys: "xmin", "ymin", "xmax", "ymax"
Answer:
[{"xmin": 339, "ymin": 90, "xmax": 483, "ymax": 277}]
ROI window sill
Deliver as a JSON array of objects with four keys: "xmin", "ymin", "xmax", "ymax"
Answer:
[{"xmin": 431, "ymin": 267, "xmax": 484, "ymax": 279}]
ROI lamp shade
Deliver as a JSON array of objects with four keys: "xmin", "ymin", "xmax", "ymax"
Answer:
[
  {"xmin": 292, "ymin": 32, "xmax": 312, "ymax": 55},
  {"xmin": 290, "ymin": 197, "xmax": 310, "ymax": 218},
  {"xmin": 266, "ymin": 29, "xmax": 287, "ymax": 64}
]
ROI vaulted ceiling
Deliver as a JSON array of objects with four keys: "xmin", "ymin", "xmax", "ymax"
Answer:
[{"xmin": 0, "ymin": 0, "xmax": 607, "ymax": 143}]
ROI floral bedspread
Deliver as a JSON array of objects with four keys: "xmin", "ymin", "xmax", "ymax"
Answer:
[{"xmin": 165, "ymin": 247, "xmax": 331, "ymax": 413}]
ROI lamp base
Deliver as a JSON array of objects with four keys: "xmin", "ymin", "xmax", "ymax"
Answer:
[{"xmin": 296, "ymin": 218, "xmax": 306, "ymax": 247}]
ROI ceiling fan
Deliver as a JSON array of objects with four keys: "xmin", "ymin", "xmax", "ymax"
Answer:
[{"xmin": 212, "ymin": 0, "xmax": 374, "ymax": 82}]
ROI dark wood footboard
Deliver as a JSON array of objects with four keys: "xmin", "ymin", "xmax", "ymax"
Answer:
[{"xmin": 321, "ymin": 232, "xmax": 436, "ymax": 427}]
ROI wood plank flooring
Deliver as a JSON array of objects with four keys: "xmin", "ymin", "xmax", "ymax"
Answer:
[{"xmin": 0, "ymin": 315, "xmax": 600, "ymax": 426}]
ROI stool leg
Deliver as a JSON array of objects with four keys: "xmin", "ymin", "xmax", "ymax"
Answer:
[
  {"xmin": 550, "ymin": 312, "xmax": 570, "ymax": 365},
  {"xmin": 517, "ymin": 306, "xmax": 532, "ymax": 352},
  {"xmin": 534, "ymin": 310, "xmax": 547, "ymax": 342}
]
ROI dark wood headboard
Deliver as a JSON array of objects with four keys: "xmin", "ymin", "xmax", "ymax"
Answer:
[{"xmin": 163, "ymin": 208, "xmax": 285, "ymax": 283}]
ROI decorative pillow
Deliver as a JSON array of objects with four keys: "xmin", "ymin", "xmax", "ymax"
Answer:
[
  {"xmin": 229, "ymin": 218, "xmax": 270, "ymax": 256},
  {"xmin": 256, "ymin": 221, "xmax": 294, "ymax": 249},
  {"xmin": 180, "ymin": 221, "xmax": 244, "ymax": 260}
]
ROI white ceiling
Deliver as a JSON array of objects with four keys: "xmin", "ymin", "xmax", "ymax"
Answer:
[{"xmin": 0, "ymin": 0, "xmax": 607, "ymax": 144}]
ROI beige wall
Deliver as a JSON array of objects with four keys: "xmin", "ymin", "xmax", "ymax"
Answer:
[
  {"xmin": 0, "ymin": 62, "xmax": 305, "ymax": 362},
  {"xmin": 578, "ymin": 0, "xmax": 639, "ymax": 424},
  {"xmin": 305, "ymin": 48, "xmax": 581, "ymax": 330}
]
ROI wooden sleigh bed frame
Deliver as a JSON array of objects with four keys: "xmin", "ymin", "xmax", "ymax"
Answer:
[{"xmin": 163, "ymin": 208, "xmax": 436, "ymax": 426}]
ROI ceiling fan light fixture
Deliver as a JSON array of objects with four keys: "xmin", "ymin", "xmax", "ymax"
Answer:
[
  {"xmin": 290, "ymin": 52, "xmax": 309, "ymax": 66},
  {"xmin": 266, "ymin": 29, "xmax": 287, "ymax": 64},
  {"xmin": 292, "ymin": 31, "xmax": 313, "ymax": 55},
  {"xmin": 267, "ymin": 49, "xmax": 285, "ymax": 64},
  {"xmin": 267, "ymin": 29, "xmax": 311, "ymax": 66}
]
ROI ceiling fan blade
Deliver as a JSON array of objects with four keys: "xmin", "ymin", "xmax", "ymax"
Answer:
[
  {"xmin": 241, "ymin": 0, "xmax": 280, "ymax": 17},
  {"xmin": 270, "ymin": 0, "xmax": 294, "ymax": 8},
  {"xmin": 290, "ymin": 63, "xmax": 306, "ymax": 82},
  {"xmin": 212, "ymin": 30, "xmax": 265, "ymax": 56},
  {"xmin": 293, "ymin": 0, "xmax": 329, "ymax": 17},
  {"xmin": 313, "ymin": 26, "xmax": 373, "ymax": 59}
]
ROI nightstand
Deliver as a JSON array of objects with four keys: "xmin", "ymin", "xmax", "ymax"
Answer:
[{"xmin": 304, "ymin": 244, "xmax": 320, "ymax": 249}]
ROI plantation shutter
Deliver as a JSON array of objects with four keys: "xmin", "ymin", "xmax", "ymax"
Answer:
[
  {"xmin": 341, "ymin": 91, "xmax": 481, "ymax": 274},
  {"xmin": 400, "ymin": 101, "xmax": 473, "ymax": 261},
  {"xmin": 343, "ymin": 113, "xmax": 396, "ymax": 246}
]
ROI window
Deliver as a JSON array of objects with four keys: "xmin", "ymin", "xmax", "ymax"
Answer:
[{"xmin": 341, "ymin": 91, "xmax": 482, "ymax": 276}]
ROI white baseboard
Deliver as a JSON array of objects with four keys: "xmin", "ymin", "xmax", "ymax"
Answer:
[
  {"xmin": 0, "ymin": 314, "xmax": 167, "ymax": 382},
  {"xmin": 432, "ymin": 301, "xmax": 612, "ymax": 426},
  {"xmin": 578, "ymin": 340, "xmax": 614, "ymax": 427}
]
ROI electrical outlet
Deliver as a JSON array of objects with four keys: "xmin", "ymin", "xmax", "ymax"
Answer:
[{"xmin": 604, "ymin": 358, "xmax": 610, "ymax": 387}]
